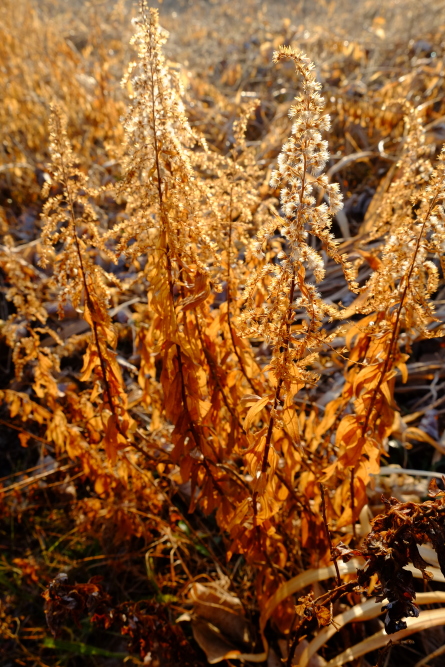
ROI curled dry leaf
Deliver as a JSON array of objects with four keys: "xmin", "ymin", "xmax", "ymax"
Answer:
[{"xmin": 189, "ymin": 582, "xmax": 254, "ymax": 663}]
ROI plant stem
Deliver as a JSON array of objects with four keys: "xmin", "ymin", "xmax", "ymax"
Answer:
[{"xmin": 320, "ymin": 482, "xmax": 341, "ymax": 587}]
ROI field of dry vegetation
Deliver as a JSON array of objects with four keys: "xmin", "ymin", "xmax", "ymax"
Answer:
[{"xmin": 2, "ymin": 0, "xmax": 445, "ymax": 665}]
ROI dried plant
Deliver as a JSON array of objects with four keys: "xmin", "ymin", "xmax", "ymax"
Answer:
[
  {"xmin": 40, "ymin": 106, "xmax": 134, "ymax": 462},
  {"xmin": 1, "ymin": 2, "xmax": 445, "ymax": 667}
]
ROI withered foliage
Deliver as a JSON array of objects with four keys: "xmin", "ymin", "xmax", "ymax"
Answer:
[
  {"xmin": 333, "ymin": 488, "xmax": 445, "ymax": 634},
  {"xmin": 44, "ymin": 573, "xmax": 203, "ymax": 666},
  {"xmin": 359, "ymin": 490, "xmax": 445, "ymax": 634},
  {"xmin": 1, "ymin": 1, "xmax": 445, "ymax": 666}
]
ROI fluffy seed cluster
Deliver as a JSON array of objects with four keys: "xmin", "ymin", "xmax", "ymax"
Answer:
[
  {"xmin": 117, "ymin": 3, "xmax": 217, "ymax": 277},
  {"xmin": 40, "ymin": 106, "xmax": 115, "ymax": 319},
  {"xmin": 240, "ymin": 46, "xmax": 358, "ymax": 389},
  {"xmin": 359, "ymin": 106, "xmax": 445, "ymax": 340}
]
